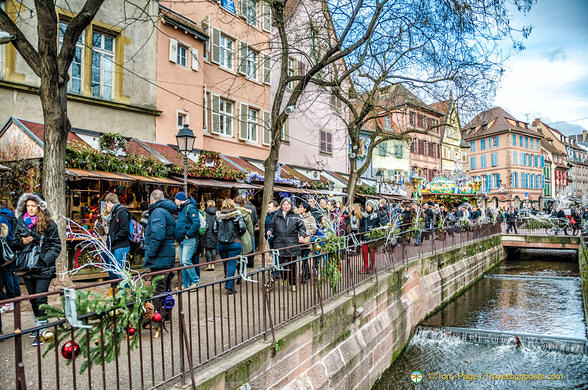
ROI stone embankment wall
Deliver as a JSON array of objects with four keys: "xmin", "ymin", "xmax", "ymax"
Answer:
[
  {"xmin": 578, "ymin": 240, "xmax": 588, "ymax": 323},
  {"xmin": 193, "ymin": 235, "xmax": 504, "ymax": 390}
]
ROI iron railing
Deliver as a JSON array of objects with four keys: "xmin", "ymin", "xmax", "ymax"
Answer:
[{"xmin": 0, "ymin": 222, "xmax": 504, "ymax": 390}]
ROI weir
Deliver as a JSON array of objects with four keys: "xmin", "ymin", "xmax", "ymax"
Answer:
[{"xmin": 374, "ymin": 235, "xmax": 588, "ymax": 389}]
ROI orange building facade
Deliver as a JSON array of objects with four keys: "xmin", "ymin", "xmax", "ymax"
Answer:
[{"xmin": 464, "ymin": 107, "xmax": 544, "ymax": 208}]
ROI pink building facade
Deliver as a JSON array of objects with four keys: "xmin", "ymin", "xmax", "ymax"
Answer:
[{"xmin": 156, "ymin": 1, "xmax": 272, "ymax": 161}]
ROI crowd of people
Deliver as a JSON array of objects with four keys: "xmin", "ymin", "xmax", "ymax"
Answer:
[{"xmin": 2, "ymin": 189, "xmax": 588, "ymax": 345}]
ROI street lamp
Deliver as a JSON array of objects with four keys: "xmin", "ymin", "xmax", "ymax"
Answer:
[
  {"xmin": 176, "ymin": 124, "xmax": 196, "ymax": 194},
  {"xmin": 0, "ymin": 31, "xmax": 16, "ymax": 45},
  {"xmin": 375, "ymin": 170, "xmax": 384, "ymax": 196}
]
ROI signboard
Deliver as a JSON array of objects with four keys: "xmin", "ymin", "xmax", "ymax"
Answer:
[
  {"xmin": 221, "ymin": 0, "xmax": 235, "ymax": 14},
  {"xmin": 524, "ymin": 192, "xmax": 529, "ymax": 199}
]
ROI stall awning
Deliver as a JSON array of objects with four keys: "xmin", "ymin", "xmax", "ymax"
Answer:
[
  {"xmin": 314, "ymin": 189, "xmax": 346, "ymax": 196},
  {"xmin": 185, "ymin": 178, "xmax": 259, "ymax": 189},
  {"xmin": 187, "ymin": 178, "xmax": 221, "ymax": 187},
  {"xmin": 66, "ymin": 168, "xmax": 135, "ymax": 182},
  {"xmin": 121, "ymin": 173, "xmax": 183, "ymax": 186},
  {"xmin": 0, "ymin": 163, "xmax": 9, "ymax": 171},
  {"xmin": 66, "ymin": 168, "xmax": 182, "ymax": 185},
  {"xmin": 274, "ymin": 185, "xmax": 318, "ymax": 194}
]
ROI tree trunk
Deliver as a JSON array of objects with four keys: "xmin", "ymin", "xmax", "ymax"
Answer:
[
  {"xmin": 36, "ymin": 4, "xmax": 72, "ymax": 285},
  {"xmin": 258, "ymin": 139, "xmax": 280, "ymax": 248},
  {"xmin": 346, "ymin": 160, "xmax": 360, "ymax": 208}
]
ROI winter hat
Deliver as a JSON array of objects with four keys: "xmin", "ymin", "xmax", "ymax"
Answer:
[
  {"xmin": 299, "ymin": 201, "xmax": 310, "ymax": 211},
  {"xmin": 175, "ymin": 192, "xmax": 187, "ymax": 201}
]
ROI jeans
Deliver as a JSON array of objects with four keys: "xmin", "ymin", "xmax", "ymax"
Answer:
[
  {"xmin": 217, "ymin": 242, "xmax": 242, "ymax": 292},
  {"xmin": 23, "ymin": 278, "xmax": 52, "ymax": 318},
  {"xmin": 109, "ymin": 246, "xmax": 130, "ymax": 280},
  {"xmin": 179, "ymin": 238, "xmax": 198, "ymax": 288},
  {"xmin": 0, "ymin": 263, "xmax": 21, "ymax": 298},
  {"xmin": 205, "ymin": 248, "xmax": 217, "ymax": 263}
]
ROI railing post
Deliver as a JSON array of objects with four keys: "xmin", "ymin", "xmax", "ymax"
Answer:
[{"xmin": 14, "ymin": 301, "xmax": 26, "ymax": 390}]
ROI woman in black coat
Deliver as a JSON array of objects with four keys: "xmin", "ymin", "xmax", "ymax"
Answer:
[
  {"xmin": 267, "ymin": 198, "xmax": 306, "ymax": 291},
  {"xmin": 203, "ymin": 200, "xmax": 218, "ymax": 270},
  {"xmin": 13, "ymin": 193, "xmax": 61, "ymax": 346}
]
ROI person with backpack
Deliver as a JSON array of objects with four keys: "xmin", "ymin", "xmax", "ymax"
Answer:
[
  {"xmin": 203, "ymin": 200, "xmax": 218, "ymax": 271},
  {"xmin": 213, "ymin": 198, "xmax": 247, "ymax": 295},
  {"xmin": 102, "ymin": 193, "xmax": 131, "ymax": 280},
  {"xmin": 267, "ymin": 198, "xmax": 306, "ymax": 292},
  {"xmin": 234, "ymin": 196, "xmax": 255, "ymax": 269},
  {"xmin": 0, "ymin": 200, "xmax": 20, "ymax": 313},
  {"xmin": 13, "ymin": 193, "xmax": 61, "ymax": 346},
  {"xmin": 143, "ymin": 190, "xmax": 177, "ymax": 326},
  {"xmin": 174, "ymin": 192, "xmax": 200, "ymax": 289}
]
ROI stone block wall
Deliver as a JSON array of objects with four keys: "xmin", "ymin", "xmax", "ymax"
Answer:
[{"xmin": 193, "ymin": 236, "xmax": 504, "ymax": 390}]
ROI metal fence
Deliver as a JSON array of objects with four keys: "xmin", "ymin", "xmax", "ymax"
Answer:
[{"xmin": 0, "ymin": 222, "xmax": 503, "ymax": 390}]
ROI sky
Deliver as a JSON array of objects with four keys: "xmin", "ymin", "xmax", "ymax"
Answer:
[{"xmin": 493, "ymin": 0, "xmax": 588, "ymax": 134}]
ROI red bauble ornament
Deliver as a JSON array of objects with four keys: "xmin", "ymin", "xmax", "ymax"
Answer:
[
  {"xmin": 127, "ymin": 326, "xmax": 136, "ymax": 336},
  {"xmin": 152, "ymin": 312, "xmax": 162, "ymax": 323},
  {"xmin": 61, "ymin": 341, "xmax": 81, "ymax": 360}
]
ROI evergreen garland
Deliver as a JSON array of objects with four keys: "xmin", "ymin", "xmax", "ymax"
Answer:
[{"xmin": 39, "ymin": 274, "xmax": 163, "ymax": 373}]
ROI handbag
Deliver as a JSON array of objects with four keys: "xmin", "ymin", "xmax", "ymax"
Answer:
[
  {"xmin": 0, "ymin": 235, "xmax": 16, "ymax": 267},
  {"xmin": 15, "ymin": 235, "xmax": 43, "ymax": 274}
]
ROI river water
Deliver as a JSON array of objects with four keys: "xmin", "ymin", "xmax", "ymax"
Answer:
[{"xmin": 374, "ymin": 250, "xmax": 588, "ymax": 389}]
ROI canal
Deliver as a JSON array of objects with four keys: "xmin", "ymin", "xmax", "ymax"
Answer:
[{"xmin": 374, "ymin": 249, "xmax": 588, "ymax": 389}]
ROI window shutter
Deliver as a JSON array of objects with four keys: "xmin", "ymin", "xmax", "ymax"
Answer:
[
  {"xmin": 239, "ymin": 103, "xmax": 248, "ymax": 140},
  {"xmin": 239, "ymin": 41, "xmax": 248, "ymax": 75},
  {"xmin": 191, "ymin": 48, "xmax": 199, "ymax": 71},
  {"xmin": 169, "ymin": 38, "xmax": 178, "ymax": 63},
  {"xmin": 263, "ymin": 54, "xmax": 270, "ymax": 84},
  {"xmin": 262, "ymin": 1, "xmax": 271, "ymax": 31},
  {"xmin": 377, "ymin": 143, "xmax": 386, "ymax": 156},
  {"xmin": 211, "ymin": 94, "xmax": 220, "ymax": 134},
  {"xmin": 262, "ymin": 110, "xmax": 271, "ymax": 145},
  {"xmin": 497, "ymin": 173, "xmax": 501, "ymax": 188},
  {"xmin": 239, "ymin": 0, "xmax": 247, "ymax": 17},
  {"xmin": 211, "ymin": 27, "xmax": 221, "ymax": 64}
]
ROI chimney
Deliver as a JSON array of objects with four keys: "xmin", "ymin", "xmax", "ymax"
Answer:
[{"xmin": 532, "ymin": 118, "xmax": 541, "ymax": 126}]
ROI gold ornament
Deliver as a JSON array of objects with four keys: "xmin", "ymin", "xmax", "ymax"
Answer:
[{"xmin": 41, "ymin": 329, "xmax": 55, "ymax": 343}]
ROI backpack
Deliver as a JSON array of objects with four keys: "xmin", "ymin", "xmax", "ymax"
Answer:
[
  {"xmin": 217, "ymin": 218, "xmax": 236, "ymax": 244},
  {"xmin": 128, "ymin": 213, "xmax": 143, "ymax": 244},
  {"xmin": 198, "ymin": 211, "xmax": 207, "ymax": 235}
]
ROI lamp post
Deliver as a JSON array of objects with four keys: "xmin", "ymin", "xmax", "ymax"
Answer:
[
  {"xmin": 176, "ymin": 124, "xmax": 196, "ymax": 194},
  {"xmin": 0, "ymin": 31, "xmax": 16, "ymax": 45},
  {"xmin": 375, "ymin": 170, "xmax": 384, "ymax": 196}
]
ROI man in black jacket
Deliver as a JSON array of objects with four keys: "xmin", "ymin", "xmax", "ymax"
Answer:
[
  {"xmin": 104, "ymin": 192, "xmax": 131, "ymax": 280},
  {"xmin": 307, "ymin": 198, "xmax": 323, "ymax": 224},
  {"xmin": 557, "ymin": 207, "xmax": 568, "ymax": 235}
]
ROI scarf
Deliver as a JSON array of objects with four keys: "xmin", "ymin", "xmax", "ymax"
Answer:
[{"xmin": 23, "ymin": 212, "xmax": 38, "ymax": 229}]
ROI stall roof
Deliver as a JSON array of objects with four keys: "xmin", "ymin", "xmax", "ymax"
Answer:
[
  {"xmin": 273, "ymin": 185, "xmax": 318, "ymax": 194},
  {"xmin": 122, "ymin": 173, "xmax": 183, "ymax": 186},
  {"xmin": 66, "ymin": 168, "xmax": 182, "ymax": 185},
  {"xmin": 186, "ymin": 178, "xmax": 258, "ymax": 189}
]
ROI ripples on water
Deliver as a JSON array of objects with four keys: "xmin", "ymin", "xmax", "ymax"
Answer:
[
  {"xmin": 373, "ymin": 255, "xmax": 588, "ymax": 389},
  {"xmin": 376, "ymin": 336, "xmax": 588, "ymax": 389}
]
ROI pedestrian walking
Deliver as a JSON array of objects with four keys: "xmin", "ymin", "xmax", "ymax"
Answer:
[
  {"xmin": 203, "ymin": 200, "xmax": 218, "ymax": 271},
  {"xmin": 298, "ymin": 201, "xmax": 317, "ymax": 282},
  {"xmin": 267, "ymin": 198, "xmax": 306, "ymax": 292},
  {"xmin": 359, "ymin": 200, "xmax": 380, "ymax": 274},
  {"xmin": 234, "ymin": 196, "xmax": 255, "ymax": 269},
  {"xmin": 143, "ymin": 190, "xmax": 177, "ymax": 333},
  {"xmin": 174, "ymin": 192, "xmax": 200, "ymax": 289},
  {"xmin": 0, "ymin": 200, "xmax": 20, "ymax": 307},
  {"xmin": 102, "ymin": 192, "xmax": 131, "ymax": 280},
  {"xmin": 265, "ymin": 200, "xmax": 279, "ymax": 249},
  {"xmin": 13, "ymin": 193, "xmax": 61, "ymax": 346},
  {"xmin": 214, "ymin": 198, "xmax": 246, "ymax": 294}
]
